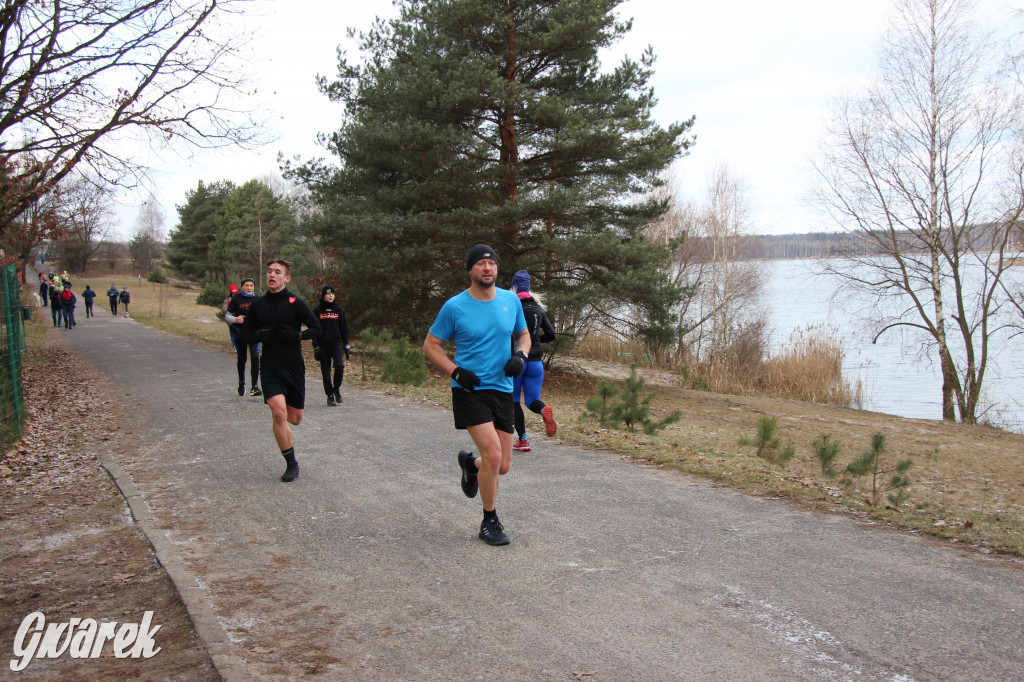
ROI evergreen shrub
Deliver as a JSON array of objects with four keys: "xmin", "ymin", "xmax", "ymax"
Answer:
[{"xmin": 196, "ymin": 281, "xmax": 228, "ymax": 308}]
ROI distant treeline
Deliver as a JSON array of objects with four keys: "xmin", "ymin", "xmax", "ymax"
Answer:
[
  {"xmin": 722, "ymin": 223, "xmax": 1024, "ymax": 261},
  {"xmin": 736, "ymin": 232, "xmax": 854, "ymax": 260}
]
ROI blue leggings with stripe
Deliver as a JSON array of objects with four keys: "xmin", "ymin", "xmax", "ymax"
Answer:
[{"xmin": 512, "ymin": 360, "xmax": 546, "ymax": 438}]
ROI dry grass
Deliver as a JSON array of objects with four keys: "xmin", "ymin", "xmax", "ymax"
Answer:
[
  {"xmin": 573, "ymin": 327, "xmax": 862, "ymax": 408},
  {"xmin": 45, "ymin": 270, "xmax": 1024, "ymax": 559}
]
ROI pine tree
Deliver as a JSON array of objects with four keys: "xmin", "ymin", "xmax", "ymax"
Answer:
[
  {"xmin": 166, "ymin": 180, "xmax": 235, "ymax": 282},
  {"xmin": 291, "ymin": 0, "xmax": 694, "ymax": 338},
  {"xmin": 212, "ymin": 180, "xmax": 309, "ymax": 283}
]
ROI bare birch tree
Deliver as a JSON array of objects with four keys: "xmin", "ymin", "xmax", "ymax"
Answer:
[
  {"xmin": 650, "ymin": 164, "xmax": 765, "ymax": 368},
  {"xmin": 812, "ymin": 0, "xmax": 1024, "ymax": 423}
]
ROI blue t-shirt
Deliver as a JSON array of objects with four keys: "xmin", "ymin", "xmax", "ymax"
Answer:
[{"xmin": 429, "ymin": 288, "xmax": 527, "ymax": 392}]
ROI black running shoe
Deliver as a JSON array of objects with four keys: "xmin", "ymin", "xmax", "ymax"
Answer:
[
  {"xmin": 479, "ymin": 517, "xmax": 510, "ymax": 545},
  {"xmin": 250, "ymin": 386, "xmax": 262, "ymax": 397},
  {"xmin": 281, "ymin": 460, "xmax": 299, "ymax": 482},
  {"xmin": 457, "ymin": 449, "xmax": 478, "ymax": 499},
  {"xmin": 327, "ymin": 395, "xmax": 336, "ymax": 406},
  {"xmin": 334, "ymin": 389, "xmax": 343, "ymax": 404},
  {"xmin": 237, "ymin": 382, "xmax": 245, "ymax": 397}
]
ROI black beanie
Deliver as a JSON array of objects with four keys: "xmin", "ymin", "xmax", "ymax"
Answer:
[
  {"xmin": 466, "ymin": 244, "xmax": 497, "ymax": 271},
  {"xmin": 321, "ymin": 285, "xmax": 335, "ymax": 299}
]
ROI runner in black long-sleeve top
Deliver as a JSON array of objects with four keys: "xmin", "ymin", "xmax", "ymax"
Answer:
[
  {"xmin": 241, "ymin": 259, "xmax": 321, "ymax": 482},
  {"xmin": 225, "ymin": 277, "xmax": 262, "ymax": 396},
  {"xmin": 311, "ymin": 285, "xmax": 350, "ymax": 406}
]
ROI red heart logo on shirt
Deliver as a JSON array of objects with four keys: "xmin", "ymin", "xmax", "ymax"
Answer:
[{"xmin": 289, "ymin": 297, "xmax": 296, "ymax": 304}]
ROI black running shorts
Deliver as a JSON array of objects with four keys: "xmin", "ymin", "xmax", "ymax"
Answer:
[
  {"xmin": 261, "ymin": 357, "xmax": 306, "ymax": 410},
  {"xmin": 451, "ymin": 388, "xmax": 514, "ymax": 433}
]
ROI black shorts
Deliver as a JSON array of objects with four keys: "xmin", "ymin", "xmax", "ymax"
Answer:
[
  {"xmin": 451, "ymin": 388, "xmax": 514, "ymax": 433},
  {"xmin": 261, "ymin": 357, "xmax": 306, "ymax": 410}
]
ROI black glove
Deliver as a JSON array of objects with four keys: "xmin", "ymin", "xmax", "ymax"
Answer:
[
  {"xmin": 451, "ymin": 366, "xmax": 481, "ymax": 390},
  {"xmin": 344, "ymin": 344, "xmax": 351, "ymax": 360},
  {"xmin": 503, "ymin": 350, "xmax": 528, "ymax": 378},
  {"xmin": 313, "ymin": 347, "xmax": 321, "ymax": 362}
]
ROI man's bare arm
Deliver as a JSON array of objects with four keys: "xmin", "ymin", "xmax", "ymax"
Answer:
[{"xmin": 424, "ymin": 333, "xmax": 456, "ymax": 376}]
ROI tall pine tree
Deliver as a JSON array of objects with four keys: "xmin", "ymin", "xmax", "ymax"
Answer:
[
  {"xmin": 211, "ymin": 179, "xmax": 310, "ymax": 283},
  {"xmin": 291, "ymin": 0, "xmax": 694, "ymax": 340},
  {"xmin": 167, "ymin": 180, "xmax": 236, "ymax": 282}
]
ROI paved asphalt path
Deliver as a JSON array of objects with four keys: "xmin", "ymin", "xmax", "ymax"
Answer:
[{"xmin": 58, "ymin": 307, "xmax": 1023, "ymax": 681}]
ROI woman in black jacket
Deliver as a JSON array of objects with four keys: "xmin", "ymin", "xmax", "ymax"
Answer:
[
  {"xmin": 509, "ymin": 270, "xmax": 557, "ymax": 451},
  {"xmin": 311, "ymin": 285, "xmax": 350, "ymax": 406}
]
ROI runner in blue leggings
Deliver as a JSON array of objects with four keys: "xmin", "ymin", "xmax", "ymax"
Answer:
[{"xmin": 509, "ymin": 270, "xmax": 557, "ymax": 451}]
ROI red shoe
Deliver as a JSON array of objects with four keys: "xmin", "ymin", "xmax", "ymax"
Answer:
[
  {"xmin": 512, "ymin": 438, "xmax": 531, "ymax": 452},
  {"xmin": 541, "ymin": 406, "xmax": 557, "ymax": 437}
]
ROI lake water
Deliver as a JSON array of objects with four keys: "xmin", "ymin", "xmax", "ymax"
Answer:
[{"xmin": 764, "ymin": 258, "xmax": 1024, "ymax": 432}]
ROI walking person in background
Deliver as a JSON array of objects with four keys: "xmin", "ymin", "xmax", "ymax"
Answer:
[
  {"xmin": 60, "ymin": 286, "xmax": 76, "ymax": 329},
  {"xmin": 241, "ymin": 260, "xmax": 321, "ymax": 483},
  {"xmin": 223, "ymin": 283, "xmax": 240, "ymax": 348},
  {"xmin": 423, "ymin": 244, "xmax": 529, "ymax": 546},
  {"xmin": 106, "ymin": 285, "xmax": 119, "ymax": 316},
  {"xmin": 311, "ymin": 285, "xmax": 350, "ymax": 406},
  {"xmin": 49, "ymin": 283, "xmax": 63, "ymax": 327},
  {"xmin": 39, "ymin": 274, "xmax": 48, "ymax": 309},
  {"xmin": 81, "ymin": 285, "xmax": 96, "ymax": 318},
  {"xmin": 225, "ymin": 278, "xmax": 262, "ymax": 396},
  {"xmin": 508, "ymin": 270, "xmax": 558, "ymax": 451},
  {"xmin": 118, "ymin": 286, "xmax": 130, "ymax": 317}
]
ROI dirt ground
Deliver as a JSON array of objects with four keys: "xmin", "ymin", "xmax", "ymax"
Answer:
[{"xmin": 0, "ymin": 333, "xmax": 217, "ymax": 680}]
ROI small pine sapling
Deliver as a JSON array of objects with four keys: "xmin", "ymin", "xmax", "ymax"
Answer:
[
  {"xmin": 608, "ymin": 365, "xmax": 680, "ymax": 434},
  {"xmin": 845, "ymin": 433, "xmax": 913, "ymax": 508},
  {"xmin": 381, "ymin": 337, "xmax": 429, "ymax": 385},
  {"xmin": 582, "ymin": 379, "xmax": 619, "ymax": 427},
  {"xmin": 738, "ymin": 416, "xmax": 795, "ymax": 466},
  {"xmin": 359, "ymin": 327, "xmax": 393, "ymax": 381},
  {"xmin": 812, "ymin": 433, "xmax": 841, "ymax": 478}
]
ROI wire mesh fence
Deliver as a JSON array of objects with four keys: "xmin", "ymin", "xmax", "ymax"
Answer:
[{"xmin": 1, "ymin": 263, "xmax": 26, "ymax": 450}]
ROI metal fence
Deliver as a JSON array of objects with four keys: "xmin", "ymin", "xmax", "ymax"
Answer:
[{"xmin": 0, "ymin": 263, "xmax": 26, "ymax": 450}]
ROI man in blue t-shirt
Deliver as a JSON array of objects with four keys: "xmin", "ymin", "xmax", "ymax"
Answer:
[{"xmin": 424, "ymin": 244, "xmax": 529, "ymax": 546}]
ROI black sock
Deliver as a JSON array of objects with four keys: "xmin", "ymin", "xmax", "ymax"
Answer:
[
  {"xmin": 483, "ymin": 509, "xmax": 498, "ymax": 522},
  {"xmin": 281, "ymin": 447, "xmax": 296, "ymax": 463},
  {"xmin": 527, "ymin": 399, "xmax": 546, "ymax": 414},
  {"xmin": 513, "ymin": 402, "xmax": 526, "ymax": 438}
]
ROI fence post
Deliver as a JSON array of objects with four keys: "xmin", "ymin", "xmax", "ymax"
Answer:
[{"xmin": 1, "ymin": 263, "xmax": 26, "ymax": 449}]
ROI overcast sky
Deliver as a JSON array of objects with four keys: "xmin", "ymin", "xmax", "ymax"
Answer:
[{"xmin": 113, "ymin": 0, "xmax": 1020, "ymax": 240}]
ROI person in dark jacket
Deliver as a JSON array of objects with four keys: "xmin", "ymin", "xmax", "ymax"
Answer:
[
  {"xmin": 49, "ymin": 284, "xmax": 63, "ymax": 327},
  {"xmin": 81, "ymin": 285, "xmax": 96, "ymax": 317},
  {"xmin": 59, "ymin": 286, "xmax": 76, "ymax": 329},
  {"xmin": 311, "ymin": 285, "xmax": 350, "ymax": 406},
  {"xmin": 106, "ymin": 285, "xmax": 119, "ymax": 316},
  {"xmin": 509, "ymin": 270, "xmax": 557, "ymax": 451},
  {"xmin": 39, "ymin": 274, "xmax": 48, "ymax": 308},
  {"xmin": 225, "ymin": 278, "xmax": 261, "ymax": 396},
  {"xmin": 241, "ymin": 259, "xmax": 321, "ymax": 483},
  {"xmin": 118, "ymin": 286, "xmax": 130, "ymax": 317}
]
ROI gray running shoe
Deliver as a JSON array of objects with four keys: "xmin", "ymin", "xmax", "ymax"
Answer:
[{"xmin": 479, "ymin": 517, "xmax": 510, "ymax": 545}]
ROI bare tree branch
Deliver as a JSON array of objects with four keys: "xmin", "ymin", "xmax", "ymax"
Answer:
[{"xmin": 0, "ymin": 0, "xmax": 265, "ymax": 258}]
